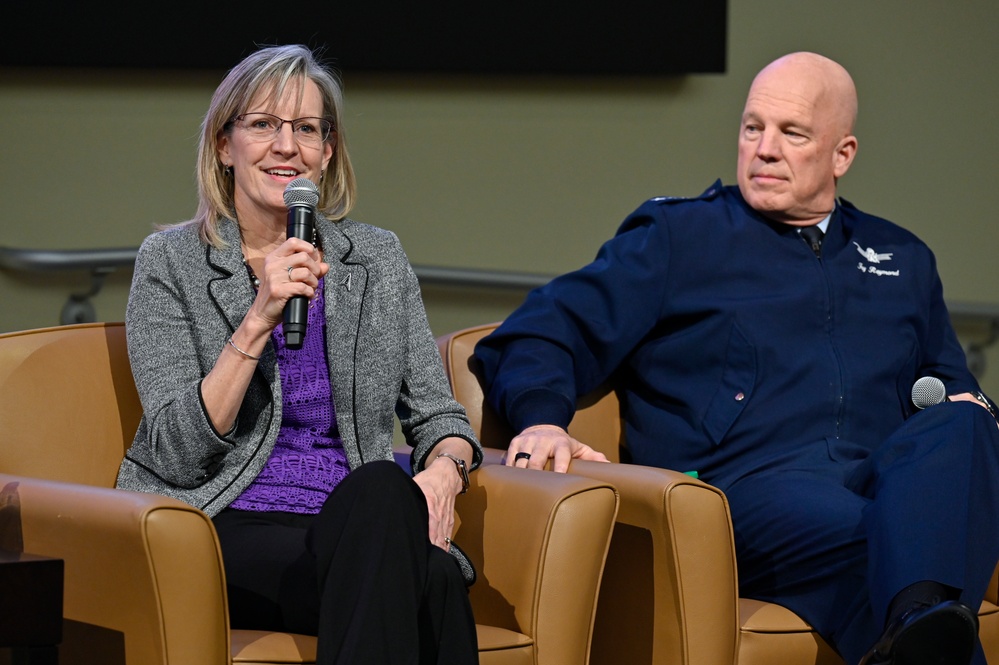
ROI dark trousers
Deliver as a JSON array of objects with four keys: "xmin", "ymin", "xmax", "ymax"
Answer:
[
  {"xmin": 213, "ymin": 460, "xmax": 478, "ymax": 664},
  {"xmin": 725, "ymin": 402, "xmax": 999, "ymax": 665}
]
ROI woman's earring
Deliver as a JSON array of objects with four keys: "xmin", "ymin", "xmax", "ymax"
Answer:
[{"xmin": 224, "ymin": 164, "xmax": 233, "ymax": 176}]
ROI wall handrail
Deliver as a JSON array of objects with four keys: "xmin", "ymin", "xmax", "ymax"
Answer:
[
  {"xmin": 1, "ymin": 243, "xmax": 998, "ymax": 378},
  {"xmin": 4, "ymin": 243, "xmax": 999, "ymax": 314},
  {"xmin": 4, "ymin": 244, "xmax": 999, "ymax": 315},
  {"xmin": 0, "ymin": 245, "xmax": 552, "ymax": 290},
  {"xmin": 0, "ymin": 245, "xmax": 138, "ymax": 272}
]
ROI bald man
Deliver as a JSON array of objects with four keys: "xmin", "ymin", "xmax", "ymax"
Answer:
[{"xmin": 476, "ymin": 53, "xmax": 999, "ymax": 664}]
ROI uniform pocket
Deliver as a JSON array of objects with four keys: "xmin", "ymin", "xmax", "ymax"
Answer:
[{"xmin": 702, "ymin": 324, "xmax": 756, "ymax": 445}]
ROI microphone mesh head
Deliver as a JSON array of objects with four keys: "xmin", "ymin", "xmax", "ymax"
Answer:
[
  {"xmin": 283, "ymin": 178, "xmax": 320, "ymax": 208},
  {"xmin": 911, "ymin": 376, "xmax": 946, "ymax": 409}
]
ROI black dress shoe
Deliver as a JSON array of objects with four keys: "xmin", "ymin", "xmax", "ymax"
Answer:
[{"xmin": 858, "ymin": 600, "xmax": 978, "ymax": 665}]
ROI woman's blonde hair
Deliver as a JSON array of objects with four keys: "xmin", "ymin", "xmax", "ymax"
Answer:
[{"xmin": 182, "ymin": 44, "xmax": 356, "ymax": 247}]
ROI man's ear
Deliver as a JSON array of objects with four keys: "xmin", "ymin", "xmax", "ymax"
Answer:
[{"xmin": 833, "ymin": 135, "xmax": 858, "ymax": 179}]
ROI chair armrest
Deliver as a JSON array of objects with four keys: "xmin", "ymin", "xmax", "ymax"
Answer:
[
  {"xmin": 457, "ymin": 463, "xmax": 619, "ymax": 665},
  {"xmin": 564, "ymin": 459, "xmax": 740, "ymax": 665},
  {"xmin": 0, "ymin": 473, "xmax": 229, "ymax": 665}
]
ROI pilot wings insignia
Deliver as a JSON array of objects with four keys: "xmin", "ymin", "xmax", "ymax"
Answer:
[{"xmin": 853, "ymin": 242, "xmax": 893, "ymax": 264}]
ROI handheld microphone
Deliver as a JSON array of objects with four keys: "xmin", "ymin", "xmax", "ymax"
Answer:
[
  {"xmin": 911, "ymin": 376, "xmax": 947, "ymax": 409},
  {"xmin": 282, "ymin": 178, "xmax": 320, "ymax": 350}
]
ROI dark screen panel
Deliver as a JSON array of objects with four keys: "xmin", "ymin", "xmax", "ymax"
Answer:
[{"xmin": 1, "ymin": 2, "xmax": 726, "ymax": 75}]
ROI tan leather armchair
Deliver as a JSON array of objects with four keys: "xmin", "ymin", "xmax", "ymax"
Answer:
[
  {"xmin": 437, "ymin": 322, "xmax": 999, "ymax": 665},
  {"xmin": 0, "ymin": 322, "xmax": 619, "ymax": 665}
]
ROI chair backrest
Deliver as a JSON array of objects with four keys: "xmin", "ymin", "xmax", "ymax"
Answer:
[
  {"xmin": 0, "ymin": 323, "xmax": 233, "ymax": 665},
  {"xmin": 437, "ymin": 322, "xmax": 626, "ymax": 461},
  {"xmin": 0, "ymin": 322, "xmax": 141, "ymax": 487},
  {"xmin": 439, "ymin": 322, "xmax": 744, "ymax": 665}
]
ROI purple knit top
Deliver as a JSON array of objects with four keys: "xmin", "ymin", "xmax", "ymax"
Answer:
[{"xmin": 230, "ymin": 277, "xmax": 351, "ymax": 513}]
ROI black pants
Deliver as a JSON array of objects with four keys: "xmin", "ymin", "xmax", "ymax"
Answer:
[{"xmin": 213, "ymin": 460, "xmax": 478, "ymax": 664}]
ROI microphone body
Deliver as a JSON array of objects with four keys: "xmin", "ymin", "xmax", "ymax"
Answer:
[
  {"xmin": 912, "ymin": 376, "xmax": 947, "ymax": 409},
  {"xmin": 282, "ymin": 178, "xmax": 320, "ymax": 350}
]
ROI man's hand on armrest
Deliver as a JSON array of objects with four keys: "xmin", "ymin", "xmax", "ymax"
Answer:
[{"xmin": 506, "ymin": 424, "xmax": 610, "ymax": 473}]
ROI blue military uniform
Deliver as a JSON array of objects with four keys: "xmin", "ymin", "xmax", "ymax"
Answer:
[{"xmin": 475, "ymin": 182, "xmax": 999, "ymax": 663}]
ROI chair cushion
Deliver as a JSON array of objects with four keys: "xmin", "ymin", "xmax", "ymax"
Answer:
[
  {"xmin": 229, "ymin": 625, "xmax": 534, "ymax": 664},
  {"xmin": 230, "ymin": 630, "xmax": 317, "ymax": 664},
  {"xmin": 477, "ymin": 624, "xmax": 534, "ymax": 665}
]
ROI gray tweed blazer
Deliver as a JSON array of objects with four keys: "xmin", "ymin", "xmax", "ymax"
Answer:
[{"xmin": 115, "ymin": 215, "xmax": 481, "ymax": 517}]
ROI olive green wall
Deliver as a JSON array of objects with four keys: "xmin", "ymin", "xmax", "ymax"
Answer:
[{"xmin": 1, "ymin": 0, "xmax": 997, "ymax": 392}]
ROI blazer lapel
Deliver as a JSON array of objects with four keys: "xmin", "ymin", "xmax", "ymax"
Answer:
[
  {"xmin": 320, "ymin": 221, "xmax": 367, "ymax": 462},
  {"xmin": 206, "ymin": 220, "xmax": 277, "ymax": 385}
]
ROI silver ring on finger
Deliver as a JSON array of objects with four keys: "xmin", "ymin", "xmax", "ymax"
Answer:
[{"xmin": 286, "ymin": 265, "xmax": 294, "ymax": 281}]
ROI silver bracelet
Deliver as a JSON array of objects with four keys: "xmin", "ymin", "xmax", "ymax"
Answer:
[
  {"xmin": 435, "ymin": 453, "xmax": 470, "ymax": 494},
  {"xmin": 227, "ymin": 336, "xmax": 261, "ymax": 361}
]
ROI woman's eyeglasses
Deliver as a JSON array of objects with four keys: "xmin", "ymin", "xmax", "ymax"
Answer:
[{"xmin": 231, "ymin": 112, "xmax": 333, "ymax": 148}]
